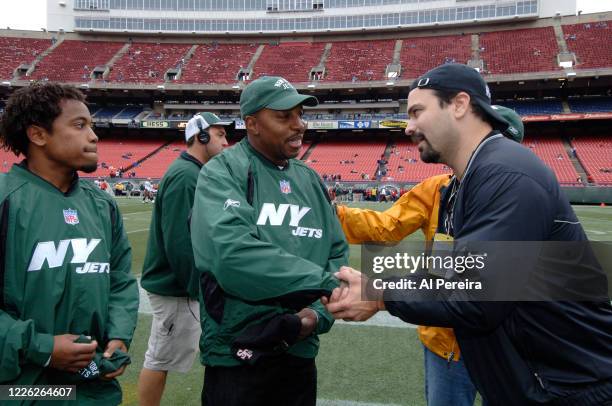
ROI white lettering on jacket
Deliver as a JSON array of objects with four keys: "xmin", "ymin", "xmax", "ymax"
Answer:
[
  {"xmin": 27, "ymin": 239, "xmax": 108, "ymax": 273},
  {"xmin": 256, "ymin": 203, "xmax": 322, "ymax": 239}
]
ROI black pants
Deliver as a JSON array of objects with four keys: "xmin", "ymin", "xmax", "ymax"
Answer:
[{"xmin": 202, "ymin": 355, "xmax": 316, "ymax": 406}]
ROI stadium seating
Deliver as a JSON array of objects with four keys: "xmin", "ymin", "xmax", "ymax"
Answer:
[
  {"xmin": 31, "ymin": 40, "xmax": 124, "ymax": 82},
  {"xmin": 0, "ymin": 150, "xmax": 22, "ymax": 173},
  {"xmin": 0, "ymin": 37, "xmax": 51, "ymax": 80},
  {"xmin": 115, "ymin": 106, "xmax": 146, "ymax": 119},
  {"xmin": 94, "ymin": 106, "xmax": 126, "ymax": 120},
  {"xmin": 253, "ymin": 42, "xmax": 325, "ymax": 83},
  {"xmin": 571, "ymin": 136, "xmax": 612, "ymax": 185},
  {"xmin": 108, "ymin": 43, "xmax": 191, "ymax": 84},
  {"xmin": 179, "ymin": 43, "xmax": 259, "ymax": 84},
  {"xmin": 563, "ymin": 21, "xmax": 612, "ymax": 69},
  {"xmin": 324, "ymin": 40, "xmax": 395, "ymax": 82},
  {"xmin": 399, "ymin": 34, "xmax": 472, "ymax": 79},
  {"xmin": 568, "ymin": 97, "xmax": 612, "ymax": 113},
  {"xmin": 85, "ymin": 137, "xmax": 167, "ymax": 178},
  {"xmin": 523, "ymin": 137, "xmax": 581, "ymax": 185},
  {"xmin": 499, "ymin": 100, "xmax": 564, "ymax": 115},
  {"xmin": 131, "ymin": 140, "xmax": 184, "ymax": 178},
  {"xmin": 385, "ymin": 140, "xmax": 450, "ymax": 182},
  {"xmin": 480, "ymin": 27, "xmax": 560, "ymax": 74},
  {"xmin": 304, "ymin": 139, "xmax": 387, "ymax": 181}
]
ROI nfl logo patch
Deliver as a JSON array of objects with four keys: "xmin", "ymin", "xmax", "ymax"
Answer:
[
  {"xmin": 279, "ymin": 180, "xmax": 291, "ymax": 194},
  {"xmin": 63, "ymin": 209, "xmax": 79, "ymax": 225}
]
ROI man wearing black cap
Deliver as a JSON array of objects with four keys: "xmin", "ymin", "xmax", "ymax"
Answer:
[
  {"xmin": 190, "ymin": 76, "xmax": 348, "ymax": 405},
  {"xmin": 325, "ymin": 64, "xmax": 612, "ymax": 405}
]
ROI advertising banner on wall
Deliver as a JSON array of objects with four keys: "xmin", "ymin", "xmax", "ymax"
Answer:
[
  {"xmin": 307, "ymin": 121, "xmax": 339, "ymax": 129},
  {"xmin": 338, "ymin": 121, "xmax": 372, "ymax": 129}
]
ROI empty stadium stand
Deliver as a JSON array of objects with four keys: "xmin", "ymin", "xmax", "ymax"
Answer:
[
  {"xmin": 572, "ymin": 136, "xmax": 612, "ymax": 185},
  {"xmin": 108, "ymin": 43, "xmax": 191, "ymax": 83},
  {"xmin": 0, "ymin": 150, "xmax": 22, "ymax": 173},
  {"xmin": 480, "ymin": 27, "xmax": 560, "ymax": 74},
  {"xmin": 304, "ymin": 139, "xmax": 387, "ymax": 181},
  {"xmin": 324, "ymin": 40, "xmax": 395, "ymax": 82},
  {"xmin": 568, "ymin": 97, "xmax": 612, "ymax": 113},
  {"xmin": 499, "ymin": 99, "xmax": 564, "ymax": 115},
  {"xmin": 179, "ymin": 43, "xmax": 259, "ymax": 84},
  {"xmin": 564, "ymin": 21, "xmax": 612, "ymax": 69},
  {"xmin": 30, "ymin": 40, "xmax": 124, "ymax": 82},
  {"xmin": 130, "ymin": 140, "xmax": 184, "ymax": 178},
  {"xmin": 400, "ymin": 34, "xmax": 472, "ymax": 79},
  {"xmin": 85, "ymin": 137, "xmax": 167, "ymax": 178},
  {"xmin": 0, "ymin": 37, "xmax": 51, "ymax": 80},
  {"xmin": 253, "ymin": 42, "xmax": 325, "ymax": 83},
  {"xmin": 385, "ymin": 140, "xmax": 450, "ymax": 182},
  {"xmin": 523, "ymin": 136, "xmax": 581, "ymax": 185}
]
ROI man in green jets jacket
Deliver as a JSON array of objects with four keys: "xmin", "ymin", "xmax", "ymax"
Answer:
[
  {"xmin": 138, "ymin": 112, "xmax": 230, "ymax": 406},
  {"xmin": 191, "ymin": 76, "xmax": 348, "ymax": 406},
  {"xmin": 0, "ymin": 83, "xmax": 139, "ymax": 405}
]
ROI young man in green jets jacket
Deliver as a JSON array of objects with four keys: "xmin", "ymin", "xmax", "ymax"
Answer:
[
  {"xmin": 138, "ymin": 112, "xmax": 230, "ymax": 406},
  {"xmin": 0, "ymin": 83, "xmax": 139, "ymax": 405},
  {"xmin": 191, "ymin": 76, "xmax": 348, "ymax": 406}
]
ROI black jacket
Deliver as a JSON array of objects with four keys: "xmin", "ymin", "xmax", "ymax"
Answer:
[{"xmin": 384, "ymin": 135, "xmax": 612, "ymax": 405}]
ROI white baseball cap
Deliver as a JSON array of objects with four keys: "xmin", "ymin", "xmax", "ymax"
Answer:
[{"xmin": 185, "ymin": 112, "xmax": 232, "ymax": 141}]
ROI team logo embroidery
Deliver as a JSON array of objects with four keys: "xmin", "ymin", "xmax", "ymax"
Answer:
[
  {"xmin": 223, "ymin": 199, "xmax": 241, "ymax": 211},
  {"xmin": 279, "ymin": 180, "xmax": 291, "ymax": 194},
  {"xmin": 274, "ymin": 78, "xmax": 293, "ymax": 90},
  {"xmin": 63, "ymin": 209, "xmax": 79, "ymax": 225}
]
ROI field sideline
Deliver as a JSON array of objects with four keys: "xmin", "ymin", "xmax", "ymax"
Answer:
[{"xmin": 116, "ymin": 197, "xmax": 612, "ymax": 406}]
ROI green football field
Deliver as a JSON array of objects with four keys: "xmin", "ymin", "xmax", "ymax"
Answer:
[{"xmin": 115, "ymin": 197, "xmax": 612, "ymax": 406}]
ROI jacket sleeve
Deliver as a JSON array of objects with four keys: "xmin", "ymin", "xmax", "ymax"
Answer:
[
  {"xmin": 336, "ymin": 176, "xmax": 447, "ymax": 243},
  {"xmin": 160, "ymin": 171, "xmax": 198, "ymax": 297},
  {"xmin": 310, "ymin": 197, "xmax": 348, "ymax": 335},
  {"xmin": 384, "ymin": 170, "xmax": 551, "ymax": 333},
  {"xmin": 105, "ymin": 200, "xmax": 139, "ymax": 347},
  {"xmin": 191, "ymin": 158, "xmax": 339, "ymax": 306},
  {"xmin": 0, "ymin": 194, "xmax": 54, "ymax": 381},
  {"xmin": 0, "ymin": 314, "xmax": 55, "ymax": 381}
]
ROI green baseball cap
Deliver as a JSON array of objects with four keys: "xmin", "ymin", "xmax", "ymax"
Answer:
[
  {"xmin": 491, "ymin": 105, "xmax": 524, "ymax": 143},
  {"xmin": 240, "ymin": 76, "xmax": 318, "ymax": 119}
]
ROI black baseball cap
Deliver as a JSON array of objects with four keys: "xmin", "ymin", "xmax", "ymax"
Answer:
[{"xmin": 410, "ymin": 63, "xmax": 509, "ymax": 132}]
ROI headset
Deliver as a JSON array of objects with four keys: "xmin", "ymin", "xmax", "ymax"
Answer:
[{"xmin": 195, "ymin": 115, "xmax": 210, "ymax": 144}]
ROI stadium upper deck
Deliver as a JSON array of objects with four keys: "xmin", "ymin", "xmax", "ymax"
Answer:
[{"xmin": 1, "ymin": 13, "xmax": 610, "ymax": 89}]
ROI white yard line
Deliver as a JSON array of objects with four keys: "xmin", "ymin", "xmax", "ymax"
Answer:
[
  {"xmin": 127, "ymin": 228, "xmax": 150, "ymax": 234},
  {"xmin": 317, "ymin": 401, "xmax": 402, "ymax": 406}
]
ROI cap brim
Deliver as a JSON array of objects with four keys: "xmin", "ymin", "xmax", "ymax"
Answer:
[
  {"xmin": 210, "ymin": 120, "xmax": 233, "ymax": 126},
  {"xmin": 266, "ymin": 93, "xmax": 318, "ymax": 111},
  {"xmin": 473, "ymin": 97, "xmax": 510, "ymax": 132}
]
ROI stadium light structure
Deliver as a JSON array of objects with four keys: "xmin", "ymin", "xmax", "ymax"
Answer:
[
  {"xmin": 566, "ymin": 71, "xmax": 577, "ymax": 77},
  {"xmin": 157, "ymin": 85, "xmax": 165, "ymax": 90},
  {"xmin": 386, "ymin": 81, "xmax": 395, "ymax": 86},
  {"xmin": 307, "ymin": 83, "xmax": 316, "ymax": 88},
  {"xmin": 1, "ymin": 81, "xmax": 11, "ymax": 87},
  {"xmin": 232, "ymin": 84, "xmax": 240, "ymax": 89}
]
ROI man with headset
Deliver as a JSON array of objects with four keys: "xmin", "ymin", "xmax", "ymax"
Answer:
[{"xmin": 138, "ymin": 112, "xmax": 231, "ymax": 406}]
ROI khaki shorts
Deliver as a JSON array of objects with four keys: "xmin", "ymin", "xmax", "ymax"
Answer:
[{"xmin": 143, "ymin": 293, "xmax": 201, "ymax": 373}]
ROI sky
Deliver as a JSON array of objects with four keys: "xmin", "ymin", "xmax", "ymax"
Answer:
[{"xmin": 0, "ymin": 0, "xmax": 609, "ymax": 31}]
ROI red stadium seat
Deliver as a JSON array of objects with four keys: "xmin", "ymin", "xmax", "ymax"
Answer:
[
  {"xmin": 179, "ymin": 44, "xmax": 259, "ymax": 84},
  {"xmin": 0, "ymin": 37, "xmax": 51, "ymax": 81},
  {"xmin": 563, "ymin": 21, "xmax": 612, "ymax": 70},
  {"xmin": 108, "ymin": 43, "xmax": 191, "ymax": 84},
  {"xmin": 253, "ymin": 42, "xmax": 325, "ymax": 83},
  {"xmin": 324, "ymin": 40, "xmax": 395, "ymax": 82}
]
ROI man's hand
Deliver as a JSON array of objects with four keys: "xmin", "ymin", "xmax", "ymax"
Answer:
[
  {"xmin": 296, "ymin": 308, "xmax": 318, "ymax": 340},
  {"xmin": 101, "ymin": 339, "xmax": 128, "ymax": 380},
  {"xmin": 49, "ymin": 334, "xmax": 97, "ymax": 373},
  {"xmin": 322, "ymin": 266, "xmax": 383, "ymax": 322}
]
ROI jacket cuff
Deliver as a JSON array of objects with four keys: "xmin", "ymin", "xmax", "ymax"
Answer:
[{"xmin": 27, "ymin": 333, "xmax": 55, "ymax": 367}]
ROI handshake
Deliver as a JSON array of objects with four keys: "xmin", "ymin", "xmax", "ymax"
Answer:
[{"xmin": 321, "ymin": 266, "xmax": 386, "ymax": 322}]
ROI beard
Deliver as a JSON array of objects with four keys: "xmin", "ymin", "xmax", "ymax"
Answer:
[
  {"xmin": 413, "ymin": 132, "xmax": 442, "ymax": 163},
  {"xmin": 79, "ymin": 163, "xmax": 98, "ymax": 173}
]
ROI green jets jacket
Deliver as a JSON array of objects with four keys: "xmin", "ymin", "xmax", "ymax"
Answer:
[
  {"xmin": 191, "ymin": 138, "xmax": 348, "ymax": 367},
  {"xmin": 0, "ymin": 163, "xmax": 139, "ymax": 405},
  {"xmin": 141, "ymin": 151, "xmax": 202, "ymax": 299}
]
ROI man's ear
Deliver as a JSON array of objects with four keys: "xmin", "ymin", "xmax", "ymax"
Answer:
[
  {"xmin": 452, "ymin": 92, "xmax": 471, "ymax": 119},
  {"xmin": 26, "ymin": 125, "xmax": 48, "ymax": 147},
  {"xmin": 245, "ymin": 115, "xmax": 258, "ymax": 136}
]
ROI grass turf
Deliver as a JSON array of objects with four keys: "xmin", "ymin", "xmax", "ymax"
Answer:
[{"xmin": 115, "ymin": 197, "xmax": 611, "ymax": 405}]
